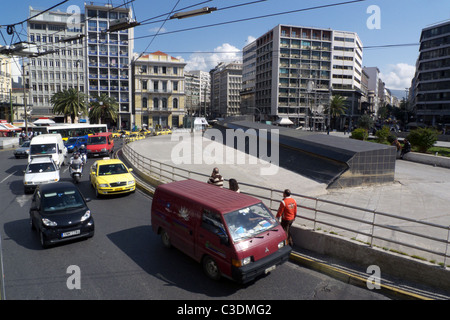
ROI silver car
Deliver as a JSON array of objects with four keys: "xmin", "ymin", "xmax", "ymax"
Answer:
[{"xmin": 14, "ymin": 141, "xmax": 30, "ymax": 159}]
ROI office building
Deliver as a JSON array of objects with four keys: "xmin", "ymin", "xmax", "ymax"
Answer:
[
  {"xmin": 27, "ymin": 7, "xmax": 85, "ymax": 121},
  {"xmin": 132, "ymin": 51, "xmax": 186, "ymax": 129},
  {"xmin": 241, "ymin": 41, "xmax": 257, "ymax": 116},
  {"xmin": 85, "ymin": 3, "xmax": 135, "ymax": 130},
  {"xmin": 413, "ymin": 20, "xmax": 450, "ymax": 127},
  {"xmin": 210, "ymin": 61, "xmax": 242, "ymax": 118},
  {"xmin": 247, "ymin": 24, "xmax": 364, "ymax": 129},
  {"xmin": 185, "ymin": 70, "xmax": 210, "ymax": 117}
]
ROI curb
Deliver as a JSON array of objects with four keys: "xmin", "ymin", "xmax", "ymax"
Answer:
[{"xmin": 289, "ymin": 252, "xmax": 433, "ymax": 300}]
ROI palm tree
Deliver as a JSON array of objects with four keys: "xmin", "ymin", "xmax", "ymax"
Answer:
[
  {"xmin": 51, "ymin": 88, "xmax": 87, "ymax": 123},
  {"xmin": 325, "ymin": 95, "xmax": 347, "ymax": 130},
  {"xmin": 89, "ymin": 93, "xmax": 119, "ymax": 126}
]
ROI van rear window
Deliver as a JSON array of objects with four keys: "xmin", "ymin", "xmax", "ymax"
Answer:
[
  {"xmin": 224, "ymin": 203, "xmax": 278, "ymax": 242},
  {"xmin": 30, "ymin": 144, "xmax": 56, "ymax": 155}
]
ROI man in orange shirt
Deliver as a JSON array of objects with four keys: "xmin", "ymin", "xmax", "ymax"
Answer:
[{"xmin": 277, "ymin": 189, "xmax": 297, "ymax": 246}]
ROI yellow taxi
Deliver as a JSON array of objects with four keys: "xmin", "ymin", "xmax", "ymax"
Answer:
[{"xmin": 89, "ymin": 158, "xmax": 135, "ymax": 197}]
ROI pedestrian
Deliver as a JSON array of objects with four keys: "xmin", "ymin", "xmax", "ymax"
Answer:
[
  {"xmin": 400, "ymin": 139, "xmax": 411, "ymax": 159},
  {"xmin": 392, "ymin": 139, "xmax": 402, "ymax": 158},
  {"xmin": 276, "ymin": 189, "xmax": 297, "ymax": 246},
  {"xmin": 207, "ymin": 167, "xmax": 224, "ymax": 187},
  {"xmin": 228, "ymin": 178, "xmax": 240, "ymax": 192}
]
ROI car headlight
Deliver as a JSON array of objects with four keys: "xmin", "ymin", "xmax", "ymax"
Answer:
[
  {"xmin": 278, "ymin": 240, "xmax": 286, "ymax": 249},
  {"xmin": 128, "ymin": 180, "xmax": 135, "ymax": 185},
  {"xmin": 101, "ymin": 148, "xmax": 107, "ymax": 152},
  {"xmin": 99, "ymin": 183, "xmax": 109, "ymax": 188},
  {"xmin": 232, "ymin": 256, "xmax": 252, "ymax": 268},
  {"xmin": 42, "ymin": 218, "xmax": 57, "ymax": 227},
  {"xmin": 81, "ymin": 210, "xmax": 91, "ymax": 222}
]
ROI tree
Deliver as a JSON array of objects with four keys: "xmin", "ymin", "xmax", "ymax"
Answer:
[
  {"xmin": 51, "ymin": 88, "xmax": 87, "ymax": 123},
  {"xmin": 358, "ymin": 114, "xmax": 374, "ymax": 131},
  {"xmin": 325, "ymin": 95, "xmax": 347, "ymax": 129},
  {"xmin": 407, "ymin": 127, "xmax": 438, "ymax": 153},
  {"xmin": 89, "ymin": 93, "xmax": 119, "ymax": 125}
]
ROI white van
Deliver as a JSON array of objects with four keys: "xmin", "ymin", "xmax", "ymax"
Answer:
[{"xmin": 28, "ymin": 134, "xmax": 68, "ymax": 167}]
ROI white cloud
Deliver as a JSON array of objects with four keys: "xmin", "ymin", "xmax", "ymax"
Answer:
[
  {"xmin": 380, "ymin": 63, "xmax": 416, "ymax": 90},
  {"xmin": 245, "ymin": 35, "xmax": 256, "ymax": 45},
  {"xmin": 185, "ymin": 42, "xmax": 241, "ymax": 72}
]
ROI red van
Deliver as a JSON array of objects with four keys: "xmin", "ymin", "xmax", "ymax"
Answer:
[
  {"xmin": 151, "ymin": 179, "xmax": 292, "ymax": 283},
  {"xmin": 86, "ymin": 132, "xmax": 114, "ymax": 158}
]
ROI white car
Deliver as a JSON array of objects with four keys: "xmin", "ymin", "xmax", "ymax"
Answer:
[{"xmin": 23, "ymin": 157, "xmax": 60, "ymax": 194}]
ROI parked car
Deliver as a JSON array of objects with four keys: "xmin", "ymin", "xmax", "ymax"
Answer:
[
  {"xmin": 14, "ymin": 141, "xmax": 30, "ymax": 159},
  {"xmin": 89, "ymin": 158, "xmax": 135, "ymax": 197},
  {"xmin": 23, "ymin": 157, "xmax": 60, "ymax": 194},
  {"xmin": 64, "ymin": 135, "xmax": 88, "ymax": 153},
  {"xmin": 29, "ymin": 182, "xmax": 94, "ymax": 248}
]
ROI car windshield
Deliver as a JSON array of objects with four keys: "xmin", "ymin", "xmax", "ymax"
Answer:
[
  {"xmin": 30, "ymin": 144, "xmax": 56, "ymax": 155},
  {"xmin": 98, "ymin": 163, "xmax": 128, "ymax": 175},
  {"xmin": 42, "ymin": 189, "xmax": 85, "ymax": 212},
  {"xmin": 21, "ymin": 141, "xmax": 30, "ymax": 147},
  {"xmin": 88, "ymin": 136, "xmax": 107, "ymax": 145},
  {"xmin": 27, "ymin": 162, "xmax": 56, "ymax": 173},
  {"xmin": 67, "ymin": 137, "xmax": 78, "ymax": 144},
  {"xmin": 223, "ymin": 203, "xmax": 278, "ymax": 243}
]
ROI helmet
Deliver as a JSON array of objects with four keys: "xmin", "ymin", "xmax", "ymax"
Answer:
[
  {"xmin": 80, "ymin": 144, "xmax": 85, "ymax": 148},
  {"xmin": 74, "ymin": 154, "xmax": 79, "ymax": 159}
]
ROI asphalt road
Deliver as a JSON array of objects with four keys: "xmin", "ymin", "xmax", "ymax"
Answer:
[{"xmin": 0, "ymin": 140, "xmax": 389, "ymax": 302}]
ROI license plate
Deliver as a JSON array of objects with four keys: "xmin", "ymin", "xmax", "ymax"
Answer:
[
  {"xmin": 265, "ymin": 265, "xmax": 276, "ymax": 274},
  {"xmin": 94, "ymin": 153, "xmax": 99, "ymax": 157},
  {"xmin": 61, "ymin": 230, "xmax": 80, "ymax": 238}
]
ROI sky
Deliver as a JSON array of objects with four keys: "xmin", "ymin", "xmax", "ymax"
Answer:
[{"xmin": 1, "ymin": 0, "xmax": 450, "ymax": 97}]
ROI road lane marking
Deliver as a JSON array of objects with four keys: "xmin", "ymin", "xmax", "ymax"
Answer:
[{"xmin": 0, "ymin": 171, "xmax": 17, "ymax": 183}]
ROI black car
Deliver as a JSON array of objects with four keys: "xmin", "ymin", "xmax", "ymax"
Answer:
[{"xmin": 29, "ymin": 182, "xmax": 94, "ymax": 248}]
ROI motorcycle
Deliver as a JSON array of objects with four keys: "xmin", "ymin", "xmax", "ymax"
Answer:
[
  {"xmin": 69, "ymin": 162, "xmax": 83, "ymax": 184},
  {"xmin": 69, "ymin": 153, "xmax": 83, "ymax": 184}
]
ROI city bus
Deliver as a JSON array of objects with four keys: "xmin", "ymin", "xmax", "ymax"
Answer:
[{"xmin": 44, "ymin": 124, "xmax": 108, "ymax": 141}]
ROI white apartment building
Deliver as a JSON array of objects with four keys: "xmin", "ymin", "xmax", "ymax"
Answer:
[
  {"xmin": 27, "ymin": 7, "xmax": 85, "ymax": 121},
  {"xmin": 248, "ymin": 24, "xmax": 365, "ymax": 129},
  {"xmin": 210, "ymin": 61, "xmax": 242, "ymax": 118}
]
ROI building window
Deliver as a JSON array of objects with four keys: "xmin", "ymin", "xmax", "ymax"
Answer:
[
  {"xmin": 153, "ymin": 98, "xmax": 159, "ymax": 109},
  {"xmin": 142, "ymin": 97, "xmax": 148, "ymax": 108},
  {"xmin": 173, "ymin": 98, "xmax": 178, "ymax": 109}
]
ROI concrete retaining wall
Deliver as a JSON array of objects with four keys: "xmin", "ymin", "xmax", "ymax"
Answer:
[
  {"xmin": 403, "ymin": 152, "xmax": 450, "ymax": 168},
  {"xmin": 291, "ymin": 225, "xmax": 450, "ymax": 293},
  {"xmin": 0, "ymin": 137, "xmax": 19, "ymax": 150}
]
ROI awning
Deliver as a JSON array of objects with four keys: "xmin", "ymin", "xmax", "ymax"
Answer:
[
  {"xmin": 0, "ymin": 122, "xmax": 22, "ymax": 131},
  {"xmin": 274, "ymin": 117, "xmax": 294, "ymax": 126},
  {"xmin": 33, "ymin": 118, "xmax": 55, "ymax": 125}
]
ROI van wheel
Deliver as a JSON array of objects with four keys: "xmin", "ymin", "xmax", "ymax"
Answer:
[
  {"xmin": 202, "ymin": 255, "xmax": 221, "ymax": 281},
  {"xmin": 160, "ymin": 229, "xmax": 171, "ymax": 248}
]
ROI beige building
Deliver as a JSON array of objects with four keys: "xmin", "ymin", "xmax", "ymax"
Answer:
[
  {"xmin": 0, "ymin": 54, "xmax": 13, "ymax": 120},
  {"xmin": 132, "ymin": 51, "xmax": 186, "ymax": 129}
]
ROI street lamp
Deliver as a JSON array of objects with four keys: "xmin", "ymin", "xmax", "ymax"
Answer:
[{"xmin": 170, "ymin": 7, "xmax": 217, "ymax": 19}]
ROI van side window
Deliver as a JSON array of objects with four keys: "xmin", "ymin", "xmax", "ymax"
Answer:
[{"xmin": 201, "ymin": 210, "xmax": 226, "ymax": 236}]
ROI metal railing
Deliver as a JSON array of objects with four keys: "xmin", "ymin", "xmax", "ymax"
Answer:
[{"xmin": 122, "ymin": 143, "xmax": 450, "ymax": 267}]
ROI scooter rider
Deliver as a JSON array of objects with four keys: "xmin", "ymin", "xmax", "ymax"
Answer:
[
  {"xmin": 79, "ymin": 144, "xmax": 88, "ymax": 163},
  {"xmin": 70, "ymin": 153, "xmax": 84, "ymax": 171}
]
